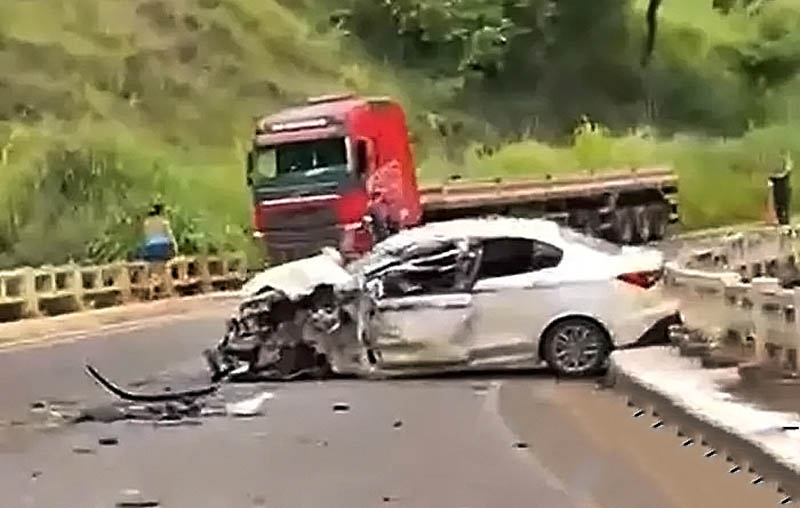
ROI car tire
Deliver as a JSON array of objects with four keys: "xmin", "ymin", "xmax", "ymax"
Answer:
[
  {"xmin": 611, "ymin": 207, "xmax": 635, "ymax": 245},
  {"xmin": 647, "ymin": 203, "xmax": 668, "ymax": 240},
  {"xmin": 633, "ymin": 205, "xmax": 650, "ymax": 244},
  {"xmin": 542, "ymin": 318, "xmax": 611, "ymax": 377}
]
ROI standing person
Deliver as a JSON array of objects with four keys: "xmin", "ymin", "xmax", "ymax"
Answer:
[
  {"xmin": 140, "ymin": 203, "xmax": 177, "ymax": 262},
  {"xmin": 366, "ymin": 159, "xmax": 407, "ymax": 240},
  {"xmin": 769, "ymin": 153, "xmax": 793, "ymax": 226}
]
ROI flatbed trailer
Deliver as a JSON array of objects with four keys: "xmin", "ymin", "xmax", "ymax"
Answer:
[{"xmin": 420, "ymin": 167, "xmax": 679, "ymax": 243}]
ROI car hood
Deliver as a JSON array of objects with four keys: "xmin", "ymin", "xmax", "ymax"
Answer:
[{"xmin": 240, "ymin": 248, "xmax": 356, "ymax": 299}]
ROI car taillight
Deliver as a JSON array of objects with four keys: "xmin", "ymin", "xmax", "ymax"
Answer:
[{"xmin": 617, "ymin": 270, "xmax": 662, "ymax": 289}]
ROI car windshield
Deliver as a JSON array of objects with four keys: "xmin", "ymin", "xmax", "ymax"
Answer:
[{"xmin": 251, "ymin": 137, "xmax": 348, "ymax": 185}]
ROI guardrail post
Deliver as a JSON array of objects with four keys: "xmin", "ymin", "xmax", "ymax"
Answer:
[
  {"xmin": 199, "ymin": 255, "xmax": 213, "ymax": 293},
  {"xmin": 21, "ymin": 267, "xmax": 38, "ymax": 317},
  {"xmin": 791, "ymin": 287, "xmax": 800, "ymax": 374},
  {"xmin": 69, "ymin": 264, "xmax": 85, "ymax": 311},
  {"xmin": 751, "ymin": 277, "xmax": 781, "ymax": 365},
  {"xmin": 115, "ymin": 262, "xmax": 132, "ymax": 302}
]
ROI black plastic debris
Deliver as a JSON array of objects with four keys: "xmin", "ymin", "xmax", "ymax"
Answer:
[
  {"xmin": 333, "ymin": 403, "xmax": 350, "ymax": 413},
  {"xmin": 99, "ymin": 437, "xmax": 119, "ymax": 446},
  {"xmin": 512, "ymin": 441, "xmax": 529, "ymax": 449},
  {"xmin": 115, "ymin": 501, "xmax": 160, "ymax": 508},
  {"xmin": 30, "ymin": 401, "xmax": 47, "ymax": 411},
  {"xmin": 393, "ymin": 420, "xmax": 403, "ymax": 429},
  {"xmin": 30, "ymin": 471, "xmax": 42, "ymax": 480}
]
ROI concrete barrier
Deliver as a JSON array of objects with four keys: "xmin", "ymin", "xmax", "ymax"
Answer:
[
  {"xmin": 665, "ymin": 262, "xmax": 800, "ymax": 371},
  {"xmin": 0, "ymin": 252, "xmax": 246, "ymax": 322}
]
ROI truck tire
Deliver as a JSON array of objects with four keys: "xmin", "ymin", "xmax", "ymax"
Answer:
[
  {"xmin": 611, "ymin": 207, "xmax": 635, "ymax": 245},
  {"xmin": 569, "ymin": 210, "xmax": 601, "ymax": 238},
  {"xmin": 646, "ymin": 203, "xmax": 669, "ymax": 240},
  {"xmin": 633, "ymin": 205, "xmax": 651, "ymax": 244}
]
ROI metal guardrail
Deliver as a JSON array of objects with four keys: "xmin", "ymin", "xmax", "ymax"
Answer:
[
  {"xmin": 665, "ymin": 261, "xmax": 800, "ymax": 369},
  {"xmin": 0, "ymin": 253, "xmax": 246, "ymax": 322},
  {"xmin": 680, "ymin": 225, "xmax": 799, "ymax": 282}
]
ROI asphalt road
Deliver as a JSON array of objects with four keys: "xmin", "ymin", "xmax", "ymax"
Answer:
[{"xmin": 0, "ymin": 310, "xmax": 787, "ymax": 508}]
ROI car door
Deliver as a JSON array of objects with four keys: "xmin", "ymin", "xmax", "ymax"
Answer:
[
  {"xmin": 364, "ymin": 239, "xmax": 480, "ymax": 371},
  {"xmin": 467, "ymin": 237, "xmax": 564, "ymax": 367}
]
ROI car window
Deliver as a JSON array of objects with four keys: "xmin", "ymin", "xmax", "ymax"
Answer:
[
  {"xmin": 476, "ymin": 237, "xmax": 563, "ymax": 280},
  {"xmin": 374, "ymin": 240, "xmax": 474, "ymax": 297}
]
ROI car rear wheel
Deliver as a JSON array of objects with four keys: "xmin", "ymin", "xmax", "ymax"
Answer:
[{"xmin": 543, "ymin": 318, "xmax": 610, "ymax": 377}]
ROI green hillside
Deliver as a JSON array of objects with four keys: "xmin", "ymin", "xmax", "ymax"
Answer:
[{"xmin": 1, "ymin": 0, "xmax": 800, "ymax": 267}]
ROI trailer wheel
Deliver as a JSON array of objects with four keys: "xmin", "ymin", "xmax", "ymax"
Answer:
[
  {"xmin": 647, "ymin": 204, "xmax": 669, "ymax": 240},
  {"xmin": 611, "ymin": 207, "xmax": 635, "ymax": 245},
  {"xmin": 633, "ymin": 205, "xmax": 651, "ymax": 244}
]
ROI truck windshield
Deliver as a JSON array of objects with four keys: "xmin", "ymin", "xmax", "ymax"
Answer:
[{"xmin": 251, "ymin": 138, "xmax": 348, "ymax": 185}]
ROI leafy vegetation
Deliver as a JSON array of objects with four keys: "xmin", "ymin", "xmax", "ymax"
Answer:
[{"xmin": 1, "ymin": 0, "xmax": 800, "ymax": 267}]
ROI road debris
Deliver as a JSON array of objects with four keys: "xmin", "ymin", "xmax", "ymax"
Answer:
[
  {"xmin": 512, "ymin": 441, "xmax": 530, "ymax": 449},
  {"xmin": 85, "ymin": 364, "xmax": 217, "ymax": 402},
  {"xmin": 332, "ymin": 403, "xmax": 350, "ymax": 413},
  {"xmin": 115, "ymin": 501, "xmax": 160, "ymax": 508},
  {"xmin": 99, "ymin": 437, "xmax": 119, "ymax": 446},
  {"xmin": 393, "ymin": 419, "xmax": 403, "ymax": 428},
  {"xmin": 226, "ymin": 391, "xmax": 274, "ymax": 417},
  {"xmin": 71, "ymin": 446, "xmax": 96, "ymax": 454}
]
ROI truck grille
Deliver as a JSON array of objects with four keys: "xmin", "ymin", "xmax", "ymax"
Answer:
[{"xmin": 263, "ymin": 206, "xmax": 341, "ymax": 262}]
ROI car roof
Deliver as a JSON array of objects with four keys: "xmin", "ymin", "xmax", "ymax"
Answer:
[{"xmin": 373, "ymin": 217, "xmax": 565, "ymax": 253}]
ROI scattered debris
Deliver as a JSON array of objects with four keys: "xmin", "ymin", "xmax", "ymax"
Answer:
[
  {"xmin": 226, "ymin": 391, "xmax": 273, "ymax": 417},
  {"xmin": 154, "ymin": 419, "xmax": 202, "ymax": 427},
  {"xmin": 99, "ymin": 437, "xmax": 119, "ymax": 446},
  {"xmin": 333, "ymin": 403, "xmax": 350, "ymax": 413},
  {"xmin": 85, "ymin": 364, "xmax": 217, "ymax": 403},
  {"xmin": 115, "ymin": 501, "xmax": 160, "ymax": 508},
  {"xmin": 393, "ymin": 420, "xmax": 403, "ymax": 428},
  {"xmin": 73, "ymin": 404, "xmax": 127, "ymax": 424},
  {"xmin": 30, "ymin": 471, "xmax": 42, "ymax": 480},
  {"xmin": 512, "ymin": 441, "xmax": 529, "ymax": 449},
  {"xmin": 29, "ymin": 401, "xmax": 47, "ymax": 411},
  {"xmin": 382, "ymin": 496, "xmax": 395, "ymax": 503}
]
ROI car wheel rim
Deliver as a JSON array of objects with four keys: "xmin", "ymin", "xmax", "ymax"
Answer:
[{"xmin": 552, "ymin": 324, "xmax": 604, "ymax": 374}]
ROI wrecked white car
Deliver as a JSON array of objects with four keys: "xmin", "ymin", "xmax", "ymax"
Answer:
[{"xmin": 204, "ymin": 218, "xmax": 682, "ymax": 381}]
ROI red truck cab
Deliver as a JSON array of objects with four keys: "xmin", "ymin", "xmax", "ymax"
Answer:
[{"xmin": 247, "ymin": 95, "xmax": 423, "ymax": 262}]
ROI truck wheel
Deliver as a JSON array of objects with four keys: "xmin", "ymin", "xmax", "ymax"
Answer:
[
  {"xmin": 611, "ymin": 207, "xmax": 635, "ymax": 245},
  {"xmin": 647, "ymin": 204, "xmax": 669, "ymax": 240},
  {"xmin": 633, "ymin": 205, "xmax": 651, "ymax": 244}
]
